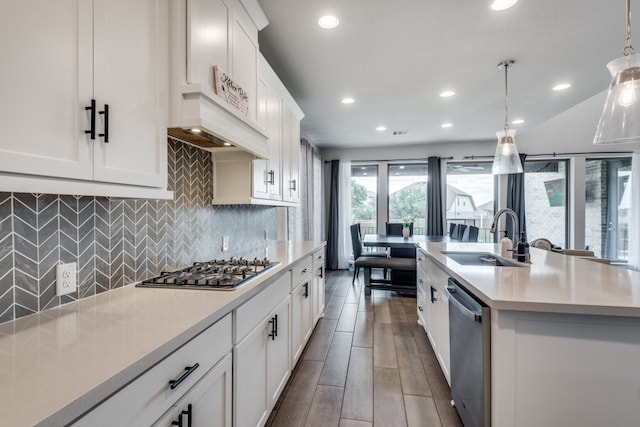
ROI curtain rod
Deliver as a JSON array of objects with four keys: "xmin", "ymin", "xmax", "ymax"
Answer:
[
  {"xmin": 323, "ymin": 156, "xmax": 453, "ymax": 164},
  {"xmin": 463, "ymin": 151, "xmax": 634, "ymax": 160}
]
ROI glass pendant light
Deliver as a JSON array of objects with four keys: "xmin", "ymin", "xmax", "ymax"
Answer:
[
  {"xmin": 492, "ymin": 60, "xmax": 524, "ymax": 175},
  {"xmin": 594, "ymin": 0, "xmax": 640, "ymax": 144}
]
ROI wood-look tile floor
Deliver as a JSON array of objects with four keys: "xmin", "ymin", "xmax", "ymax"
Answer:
[{"xmin": 266, "ymin": 270, "xmax": 463, "ymax": 427}]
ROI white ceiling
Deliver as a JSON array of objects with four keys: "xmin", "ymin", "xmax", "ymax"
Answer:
[{"xmin": 257, "ymin": 0, "xmax": 639, "ymax": 149}]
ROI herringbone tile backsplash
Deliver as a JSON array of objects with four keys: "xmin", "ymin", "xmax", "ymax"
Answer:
[{"xmin": 0, "ymin": 139, "xmax": 277, "ymax": 323}]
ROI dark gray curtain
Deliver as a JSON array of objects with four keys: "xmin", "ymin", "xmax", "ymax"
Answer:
[
  {"xmin": 427, "ymin": 156, "xmax": 444, "ymax": 236},
  {"xmin": 327, "ymin": 160, "xmax": 340, "ymax": 269},
  {"xmin": 506, "ymin": 153, "xmax": 527, "ymax": 239}
]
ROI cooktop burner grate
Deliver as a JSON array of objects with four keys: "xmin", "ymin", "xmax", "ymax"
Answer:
[{"xmin": 136, "ymin": 257, "xmax": 279, "ymax": 290}]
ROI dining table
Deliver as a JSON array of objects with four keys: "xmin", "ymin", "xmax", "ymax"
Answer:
[{"xmin": 363, "ymin": 234, "xmax": 448, "ymax": 249}]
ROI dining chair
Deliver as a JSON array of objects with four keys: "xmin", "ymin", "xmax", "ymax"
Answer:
[
  {"xmin": 456, "ymin": 224, "xmax": 467, "ymax": 240},
  {"xmin": 450, "ymin": 223, "xmax": 459, "ymax": 240},
  {"xmin": 386, "ymin": 222, "xmax": 413, "ymax": 236},
  {"xmin": 461, "ymin": 225, "xmax": 479, "ymax": 242},
  {"xmin": 350, "ymin": 224, "xmax": 387, "ymax": 283}
]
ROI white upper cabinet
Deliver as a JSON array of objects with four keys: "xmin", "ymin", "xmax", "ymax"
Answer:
[
  {"xmin": 0, "ymin": 0, "xmax": 170, "ymax": 198},
  {"xmin": 169, "ymin": 0, "xmax": 269, "ymax": 158}
]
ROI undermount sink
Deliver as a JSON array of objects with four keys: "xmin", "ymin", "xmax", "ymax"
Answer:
[{"xmin": 441, "ymin": 251, "xmax": 523, "ymax": 267}]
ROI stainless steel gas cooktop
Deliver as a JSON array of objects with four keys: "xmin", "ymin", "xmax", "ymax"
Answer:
[{"xmin": 136, "ymin": 257, "xmax": 279, "ymax": 290}]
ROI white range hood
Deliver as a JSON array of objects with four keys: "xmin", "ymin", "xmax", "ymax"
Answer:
[{"xmin": 168, "ymin": 0, "xmax": 270, "ymax": 159}]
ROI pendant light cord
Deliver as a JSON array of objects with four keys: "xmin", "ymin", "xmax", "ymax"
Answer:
[
  {"xmin": 625, "ymin": 0, "xmax": 635, "ymax": 55},
  {"xmin": 503, "ymin": 63, "xmax": 510, "ymax": 132}
]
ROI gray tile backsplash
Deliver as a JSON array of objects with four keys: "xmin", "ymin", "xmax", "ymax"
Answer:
[{"xmin": 0, "ymin": 139, "xmax": 277, "ymax": 323}]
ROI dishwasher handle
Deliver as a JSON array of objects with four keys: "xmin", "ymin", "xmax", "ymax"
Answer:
[{"xmin": 446, "ymin": 285, "xmax": 483, "ymax": 323}]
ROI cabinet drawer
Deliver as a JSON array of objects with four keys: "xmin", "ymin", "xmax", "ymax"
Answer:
[
  {"xmin": 425, "ymin": 257, "xmax": 449, "ymax": 291},
  {"xmin": 312, "ymin": 248, "xmax": 325, "ymax": 270},
  {"xmin": 290, "ymin": 255, "xmax": 312, "ymax": 288},
  {"xmin": 417, "ymin": 249, "xmax": 428, "ymax": 272},
  {"xmin": 235, "ymin": 271, "xmax": 291, "ymax": 342},
  {"xmin": 73, "ymin": 314, "xmax": 232, "ymax": 426}
]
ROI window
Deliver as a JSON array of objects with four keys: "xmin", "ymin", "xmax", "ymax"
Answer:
[
  {"xmin": 585, "ymin": 157, "xmax": 632, "ymax": 261},
  {"xmin": 351, "ymin": 164, "xmax": 378, "ymax": 234},
  {"xmin": 388, "ymin": 163, "xmax": 428, "ymax": 234},
  {"xmin": 446, "ymin": 162, "xmax": 494, "ymax": 242},
  {"xmin": 524, "ymin": 160, "xmax": 568, "ymax": 248}
]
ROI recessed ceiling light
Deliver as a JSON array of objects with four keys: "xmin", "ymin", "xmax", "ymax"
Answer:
[
  {"xmin": 361, "ymin": 166, "xmax": 366, "ymax": 170},
  {"xmin": 341, "ymin": 97, "xmax": 355, "ymax": 104},
  {"xmin": 440, "ymin": 90, "xmax": 456, "ymax": 98},
  {"xmin": 491, "ymin": 0, "xmax": 518, "ymax": 11},
  {"xmin": 318, "ymin": 15, "xmax": 339, "ymax": 29},
  {"xmin": 363, "ymin": 172, "xmax": 368, "ymax": 176},
  {"xmin": 512, "ymin": 119, "xmax": 525, "ymax": 124},
  {"xmin": 441, "ymin": 122, "xmax": 453, "ymax": 128},
  {"xmin": 376, "ymin": 126, "xmax": 387, "ymax": 131},
  {"xmin": 395, "ymin": 172, "xmax": 400, "ymax": 175},
  {"xmin": 552, "ymin": 83, "xmax": 571, "ymax": 91},
  {"xmin": 190, "ymin": 128, "xmax": 201, "ymax": 133}
]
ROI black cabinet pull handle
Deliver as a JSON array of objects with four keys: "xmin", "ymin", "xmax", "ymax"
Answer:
[
  {"xmin": 291, "ymin": 179, "xmax": 297, "ymax": 191},
  {"xmin": 99, "ymin": 104, "xmax": 109, "ymax": 142},
  {"xmin": 430, "ymin": 286, "xmax": 437, "ymax": 303},
  {"xmin": 183, "ymin": 404, "xmax": 192, "ymax": 427},
  {"xmin": 268, "ymin": 316, "xmax": 276, "ymax": 340},
  {"xmin": 169, "ymin": 363, "xmax": 199, "ymax": 390},
  {"xmin": 172, "ymin": 413, "xmax": 182, "ymax": 427},
  {"xmin": 274, "ymin": 314, "xmax": 278, "ymax": 338},
  {"xmin": 418, "ymin": 305, "xmax": 424, "ymax": 312},
  {"xmin": 319, "ymin": 267, "xmax": 323, "ymax": 279},
  {"xmin": 303, "ymin": 282, "xmax": 309, "ymax": 298},
  {"xmin": 85, "ymin": 99, "xmax": 96, "ymax": 140},
  {"xmin": 267, "ymin": 170, "xmax": 275, "ymax": 185}
]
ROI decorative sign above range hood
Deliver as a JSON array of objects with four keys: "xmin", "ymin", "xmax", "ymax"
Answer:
[{"xmin": 214, "ymin": 65, "xmax": 249, "ymax": 118}]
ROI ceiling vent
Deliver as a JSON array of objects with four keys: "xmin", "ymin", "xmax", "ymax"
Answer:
[{"xmin": 392, "ymin": 130, "xmax": 409, "ymax": 135}]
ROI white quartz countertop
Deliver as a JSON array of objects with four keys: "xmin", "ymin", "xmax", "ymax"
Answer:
[
  {"xmin": 0, "ymin": 241, "xmax": 325, "ymax": 427},
  {"xmin": 419, "ymin": 241, "xmax": 640, "ymax": 317}
]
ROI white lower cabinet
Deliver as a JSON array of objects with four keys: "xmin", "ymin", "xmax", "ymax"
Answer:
[
  {"xmin": 234, "ymin": 273, "xmax": 291, "ymax": 427},
  {"xmin": 291, "ymin": 266, "xmax": 313, "ymax": 365},
  {"xmin": 153, "ymin": 353, "xmax": 232, "ymax": 427},
  {"xmin": 73, "ymin": 314, "xmax": 232, "ymax": 426},
  {"xmin": 312, "ymin": 248, "xmax": 325, "ymax": 325},
  {"xmin": 417, "ymin": 251, "xmax": 451, "ymax": 384}
]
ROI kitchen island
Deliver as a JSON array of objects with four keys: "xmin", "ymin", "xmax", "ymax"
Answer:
[
  {"xmin": 0, "ymin": 241, "xmax": 325, "ymax": 427},
  {"xmin": 419, "ymin": 241, "xmax": 640, "ymax": 427}
]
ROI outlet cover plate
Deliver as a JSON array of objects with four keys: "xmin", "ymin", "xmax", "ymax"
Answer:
[{"xmin": 56, "ymin": 262, "xmax": 77, "ymax": 296}]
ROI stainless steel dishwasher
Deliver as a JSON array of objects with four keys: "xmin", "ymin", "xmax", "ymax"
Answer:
[{"xmin": 446, "ymin": 278, "xmax": 491, "ymax": 427}]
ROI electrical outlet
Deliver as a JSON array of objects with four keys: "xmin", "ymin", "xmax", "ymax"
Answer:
[
  {"xmin": 56, "ymin": 262, "xmax": 77, "ymax": 296},
  {"xmin": 222, "ymin": 236, "xmax": 229, "ymax": 251}
]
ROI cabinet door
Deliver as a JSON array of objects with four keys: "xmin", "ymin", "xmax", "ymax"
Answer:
[
  {"xmin": 0, "ymin": 0, "xmax": 93, "ymax": 180},
  {"xmin": 282, "ymin": 107, "xmax": 300, "ymax": 203},
  {"xmin": 312, "ymin": 265, "xmax": 325, "ymax": 324},
  {"xmin": 266, "ymin": 90, "xmax": 282, "ymax": 200},
  {"xmin": 154, "ymin": 353, "xmax": 232, "ymax": 427},
  {"xmin": 252, "ymin": 158, "xmax": 270, "ymax": 199},
  {"xmin": 92, "ymin": 0, "xmax": 167, "ymax": 187},
  {"xmin": 291, "ymin": 280, "xmax": 312, "ymax": 365},
  {"xmin": 230, "ymin": 2, "xmax": 258, "ymax": 123},
  {"xmin": 187, "ymin": 0, "xmax": 230, "ymax": 88},
  {"xmin": 436, "ymin": 287, "xmax": 451, "ymax": 383},
  {"xmin": 425, "ymin": 280, "xmax": 439, "ymax": 352},
  {"xmin": 268, "ymin": 296, "xmax": 291, "ymax": 406},
  {"xmin": 234, "ymin": 320, "xmax": 269, "ymax": 427}
]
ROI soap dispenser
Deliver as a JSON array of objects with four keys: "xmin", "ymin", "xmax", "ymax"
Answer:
[
  {"xmin": 517, "ymin": 233, "xmax": 529, "ymax": 262},
  {"xmin": 500, "ymin": 231, "xmax": 512, "ymax": 258}
]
